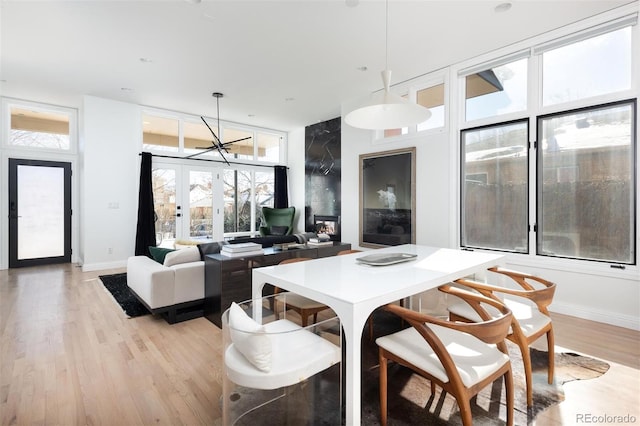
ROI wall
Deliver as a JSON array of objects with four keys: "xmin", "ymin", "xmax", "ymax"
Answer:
[{"xmin": 81, "ymin": 96, "xmax": 140, "ymax": 271}]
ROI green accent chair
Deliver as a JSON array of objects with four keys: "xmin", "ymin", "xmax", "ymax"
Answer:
[{"xmin": 259, "ymin": 206, "xmax": 296, "ymax": 236}]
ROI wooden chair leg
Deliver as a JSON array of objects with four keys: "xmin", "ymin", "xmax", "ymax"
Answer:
[
  {"xmin": 504, "ymin": 369, "xmax": 514, "ymax": 426},
  {"xmin": 547, "ymin": 329, "xmax": 555, "ymax": 384},
  {"xmin": 457, "ymin": 397, "xmax": 473, "ymax": 426},
  {"xmin": 379, "ymin": 351, "xmax": 388, "ymax": 426},
  {"xmin": 520, "ymin": 343, "xmax": 534, "ymax": 407}
]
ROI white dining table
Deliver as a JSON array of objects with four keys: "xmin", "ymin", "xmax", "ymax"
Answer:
[{"xmin": 251, "ymin": 244, "xmax": 505, "ymax": 425}]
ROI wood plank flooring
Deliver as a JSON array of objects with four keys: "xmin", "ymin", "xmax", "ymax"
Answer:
[{"xmin": 1, "ymin": 264, "xmax": 638, "ymax": 425}]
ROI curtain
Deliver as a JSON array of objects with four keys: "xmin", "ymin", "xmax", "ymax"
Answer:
[
  {"xmin": 134, "ymin": 152, "xmax": 156, "ymax": 256},
  {"xmin": 273, "ymin": 165, "xmax": 289, "ymax": 208}
]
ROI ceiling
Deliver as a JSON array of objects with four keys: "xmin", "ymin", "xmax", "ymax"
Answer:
[{"xmin": 1, "ymin": 0, "xmax": 634, "ymax": 132}]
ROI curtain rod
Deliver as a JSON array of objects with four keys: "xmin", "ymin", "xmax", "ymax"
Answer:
[{"xmin": 139, "ymin": 152, "xmax": 287, "ymax": 169}]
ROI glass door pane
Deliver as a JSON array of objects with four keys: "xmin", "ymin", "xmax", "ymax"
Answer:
[
  {"xmin": 152, "ymin": 167, "xmax": 178, "ymax": 248},
  {"xmin": 17, "ymin": 165, "xmax": 65, "ymax": 259},
  {"xmin": 188, "ymin": 170, "xmax": 214, "ymax": 241}
]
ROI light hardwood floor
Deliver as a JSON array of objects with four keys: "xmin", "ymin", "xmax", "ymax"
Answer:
[{"xmin": 1, "ymin": 264, "xmax": 639, "ymax": 425}]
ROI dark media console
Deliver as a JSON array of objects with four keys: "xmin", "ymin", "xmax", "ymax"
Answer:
[{"xmin": 204, "ymin": 242, "xmax": 351, "ymax": 327}]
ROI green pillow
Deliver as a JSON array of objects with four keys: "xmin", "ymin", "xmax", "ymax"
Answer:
[{"xmin": 149, "ymin": 246, "xmax": 175, "ymax": 264}]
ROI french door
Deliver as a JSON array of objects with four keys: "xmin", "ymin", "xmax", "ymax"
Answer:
[
  {"xmin": 152, "ymin": 163, "xmax": 223, "ymax": 248},
  {"xmin": 8, "ymin": 158, "xmax": 72, "ymax": 268}
]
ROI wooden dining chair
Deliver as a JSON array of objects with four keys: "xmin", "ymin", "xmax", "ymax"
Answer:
[
  {"xmin": 451, "ymin": 267, "xmax": 556, "ymax": 407},
  {"xmin": 377, "ymin": 284, "xmax": 514, "ymax": 426},
  {"xmin": 273, "ymin": 257, "xmax": 333, "ymax": 327}
]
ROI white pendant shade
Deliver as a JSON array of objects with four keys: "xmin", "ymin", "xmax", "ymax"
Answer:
[{"xmin": 345, "ymin": 70, "xmax": 431, "ymax": 130}]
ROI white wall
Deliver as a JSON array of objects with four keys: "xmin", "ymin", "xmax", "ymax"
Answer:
[
  {"xmin": 81, "ymin": 96, "xmax": 140, "ymax": 271},
  {"xmin": 287, "ymin": 126, "xmax": 306, "ymax": 233}
]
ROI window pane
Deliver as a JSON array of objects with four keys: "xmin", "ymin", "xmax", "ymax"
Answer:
[
  {"xmin": 417, "ymin": 83, "xmax": 445, "ymax": 131},
  {"xmin": 152, "ymin": 168, "xmax": 176, "ymax": 248},
  {"xmin": 142, "ymin": 114, "xmax": 179, "ymax": 151},
  {"xmin": 17, "ymin": 165, "xmax": 65, "ymax": 259},
  {"xmin": 461, "ymin": 121, "xmax": 529, "ymax": 252},
  {"xmin": 537, "ymin": 101, "xmax": 635, "ymax": 263},
  {"xmin": 257, "ymin": 132, "xmax": 281, "ymax": 162},
  {"xmin": 543, "ymin": 27, "xmax": 631, "ymax": 106},
  {"xmin": 10, "ymin": 107, "xmax": 70, "ymax": 150},
  {"xmin": 224, "ymin": 128, "xmax": 254, "ymax": 161},
  {"xmin": 465, "ymin": 58, "xmax": 527, "ymax": 122},
  {"xmin": 255, "ymin": 170, "xmax": 275, "ymax": 229},
  {"xmin": 184, "ymin": 119, "xmax": 216, "ymax": 157},
  {"xmin": 188, "ymin": 171, "xmax": 213, "ymax": 241},
  {"xmin": 224, "ymin": 169, "xmax": 253, "ymax": 232}
]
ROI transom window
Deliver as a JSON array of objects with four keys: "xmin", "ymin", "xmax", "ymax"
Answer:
[{"xmin": 5, "ymin": 102, "xmax": 75, "ymax": 151}]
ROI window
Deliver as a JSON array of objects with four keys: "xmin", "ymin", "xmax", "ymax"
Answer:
[
  {"xmin": 465, "ymin": 57, "xmax": 527, "ymax": 122},
  {"xmin": 7, "ymin": 105, "xmax": 73, "ymax": 151},
  {"xmin": 417, "ymin": 83, "xmax": 445, "ymax": 131},
  {"xmin": 224, "ymin": 168, "xmax": 274, "ymax": 234},
  {"xmin": 542, "ymin": 27, "xmax": 632, "ymax": 106},
  {"xmin": 141, "ymin": 111, "xmax": 284, "ymax": 164},
  {"xmin": 142, "ymin": 114, "xmax": 179, "ymax": 151},
  {"xmin": 461, "ymin": 121, "xmax": 529, "ymax": 252},
  {"xmin": 537, "ymin": 100, "xmax": 636, "ymax": 263},
  {"xmin": 460, "ymin": 20, "xmax": 637, "ymax": 265}
]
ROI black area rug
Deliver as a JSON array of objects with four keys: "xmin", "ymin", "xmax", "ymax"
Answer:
[{"xmin": 98, "ymin": 273, "xmax": 150, "ymax": 318}]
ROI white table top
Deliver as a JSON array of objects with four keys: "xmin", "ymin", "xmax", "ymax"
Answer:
[{"xmin": 253, "ymin": 244, "xmax": 505, "ymax": 312}]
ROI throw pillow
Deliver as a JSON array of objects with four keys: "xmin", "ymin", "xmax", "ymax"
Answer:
[
  {"xmin": 148, "ymin": 246, "xmax": 175, "ymax": 264},
  {"xmin": 228, "ymin": 302, "xmax": 272, "ymax": 372},
  {"xmin": 197, "ymin": 242, "xmax": 225, "ymax": 260},
  {"xmin": 270, "ymin": 225, "xmax": 289, "ymax": 236},
  {"xmin": 163, "ymin": 246, "xmax": 201, "ymax": 267}
]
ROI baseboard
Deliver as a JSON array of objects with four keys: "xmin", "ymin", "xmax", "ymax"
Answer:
[
  {"xmin": 551, "ymin": 301, "xmax": 640, "ymax": 331},
  {"xmin": 82, "ymin": 259, "xmax": 127, "ymax": 272}
]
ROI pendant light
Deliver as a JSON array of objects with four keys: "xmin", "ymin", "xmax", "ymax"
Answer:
[{"xmin": 345, "ymin": 0, "xmax": 431, "ymax": 130}]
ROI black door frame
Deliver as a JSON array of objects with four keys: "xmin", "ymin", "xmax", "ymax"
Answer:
[{"xmin": 8, "ymin": 158, "xmax": 72, "ymax": 268}]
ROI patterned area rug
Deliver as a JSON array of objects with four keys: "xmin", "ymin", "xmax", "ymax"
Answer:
[
  {"xmin": 359, "ymin": 310, "xmax": 610, "ymax": 425},
  {"xmin": 98, "ymin": 273, "xmax": 150, "ymax": 318}
]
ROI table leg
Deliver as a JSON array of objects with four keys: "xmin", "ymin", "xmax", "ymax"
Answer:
[{"xmin": 336, "ymin": 307, "xmax": 368, "ymax": 426}]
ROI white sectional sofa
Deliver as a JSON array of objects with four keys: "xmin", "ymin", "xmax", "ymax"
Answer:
[{"xmin": 126, "ymin": 246, "xmax": 204, "ymax": 323}]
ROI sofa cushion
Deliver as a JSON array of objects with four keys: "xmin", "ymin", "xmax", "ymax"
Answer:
[
  {"xmin": 228, "ymin": 302, "xmax": 271, "ymax": 372},
  {"xmin": 164, "ymin": 246, "xmax": 201, "ymax": 267},
  {"xmin": 149, "ymin": 246, "xmax": 175, "ymax": 264}
]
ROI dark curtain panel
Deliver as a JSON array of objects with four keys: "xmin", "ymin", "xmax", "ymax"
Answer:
[
  {"xmin": 134, "ymin": 152, "xmax": 156, "ymax": 256},
  {"xmin": 273, "ymin": 165, "xmax": 289, "ymax": 208}
]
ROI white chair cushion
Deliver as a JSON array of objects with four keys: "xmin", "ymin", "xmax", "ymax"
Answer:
[
  {"xmin": 163, "ymin": 246, "xmax": 201, "ymax": 267},
  {"xmin": 448, "ymin": 298, "xmax": 551, "ymax": 338},
  {"xmin": 228, "ymin": 302, "xmax": 272, "ymax": 372},
  {"xmin": 225, "ymin": 319, "xmax": 341, "ymax": 390},
  {"xmin": 376, "ymin": 324, "xmax": 509, "ymax": 388},
  {"xmin": 275, "ymin": 293, "xmax": 326, "ymax": 310}
]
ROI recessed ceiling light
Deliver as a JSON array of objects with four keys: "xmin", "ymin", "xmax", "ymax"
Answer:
[{"xmin": 495, "ymin": 2, "xmax": 512, "ymax": 13}]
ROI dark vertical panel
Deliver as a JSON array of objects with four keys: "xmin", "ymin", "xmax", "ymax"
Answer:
[{"xmin": 304, "ymin": 118, "xmax": 342, "ymax": 235}]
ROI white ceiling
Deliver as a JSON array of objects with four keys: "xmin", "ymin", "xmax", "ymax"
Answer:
[{"xmin": 1, "ymin": 0, "xmax": 634, "ymax": 132}]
